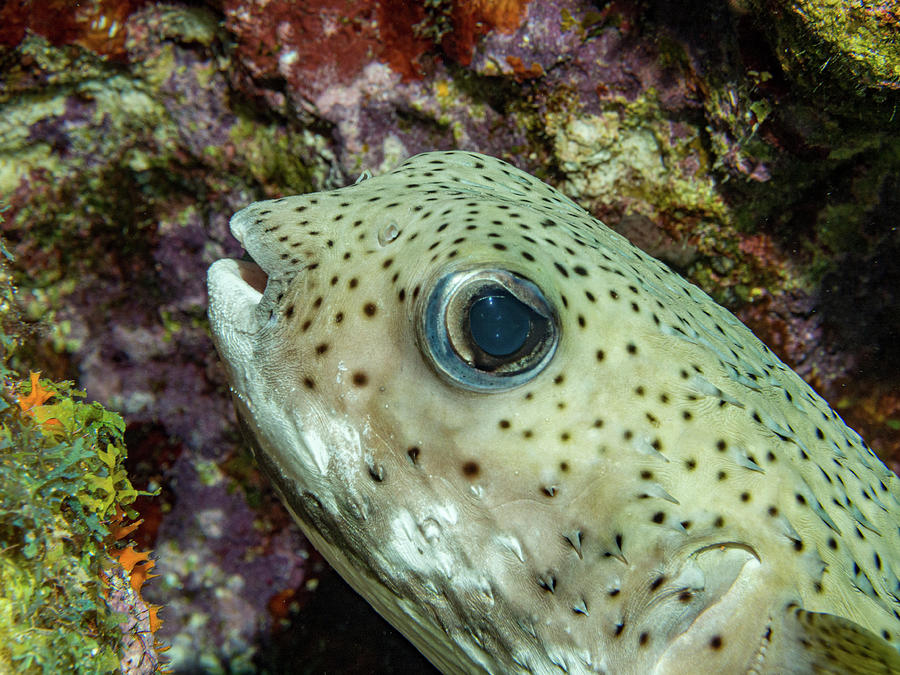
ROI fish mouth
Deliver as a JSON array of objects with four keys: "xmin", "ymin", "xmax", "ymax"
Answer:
[
  {"xmin": 227, "ymin": 203, "xmax": 272, "ymax": 295},
  {"xmin": 237, "ymin": 251, "xmax": 268, "ymax": 294},
  {"xmin": 207, "ymin": 203, "xmax": 278, "ymax": 339},
  {"xmin": 207, "ymin": 216, "xmax": 275, "ymax": 341}
]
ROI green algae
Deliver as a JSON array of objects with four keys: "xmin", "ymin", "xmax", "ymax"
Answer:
[
  {"xmin": 0, "ymin": 38, "xmax": 175, "ymax": 283},
  {"xmin": 144, "ymin": 5, "xmax": 220, "ymax": 48},
  {"xmin": 0, "ymin": 24, "xmax": 333, "ymax": 366},
  {"xmin": 0, "ymin": 220, "xmax": 156, "ymax": 673},
  {"xmin": 1, "ymin": 35, "xmax": 112, "ymax": 100},
  {"xmin": 540, "ymin": 83, "xmax": 823, "ymax": 309}
]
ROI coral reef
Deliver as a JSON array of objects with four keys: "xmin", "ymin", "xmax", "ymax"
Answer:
[{"xmin": 1, "ymin": 0, "xmax": 898, "ymax": 671}]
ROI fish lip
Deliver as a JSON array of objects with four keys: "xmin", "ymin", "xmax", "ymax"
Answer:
[
  {"xmin": 207, "ymin": 258, "xmax": 266, "ymax": 336},
  {"xmin": 208, "ymin": 200, "xmax": 277, "ymax": 333},
  {"xmin": 229, "ymin": 203, "xmax": 254, "ymax": 248}
]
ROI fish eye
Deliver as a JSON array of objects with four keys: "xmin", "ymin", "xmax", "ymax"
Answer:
[
  {"xmin": 469, "ymin": 291, "xmax": 532, "ymax": 356},
  {"xmin": 418, "ymin": 268, "xmax": 559, "ymax": 391}
]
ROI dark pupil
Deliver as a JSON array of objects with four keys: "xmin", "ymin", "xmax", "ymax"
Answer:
[{"xmin": 468, "ymin": 291, "xmax": 533, "ymax": 357}]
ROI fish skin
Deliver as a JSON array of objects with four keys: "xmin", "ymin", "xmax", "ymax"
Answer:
[{"xmin": 207, "ymin": 151, "xmax": 900, "ymax": 674}]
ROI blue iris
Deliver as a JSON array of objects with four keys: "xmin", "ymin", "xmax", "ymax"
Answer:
[{"xmin": 468, "ymin": 292, "xmax": 532, "ymax": 356}]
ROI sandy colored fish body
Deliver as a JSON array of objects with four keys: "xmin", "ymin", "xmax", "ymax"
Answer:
[{"xmin": 207, "ymin": 151, "xmax": 900, "ymax": 673}]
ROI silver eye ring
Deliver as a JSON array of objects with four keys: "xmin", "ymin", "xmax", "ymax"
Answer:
[{"xmin": 418, "ymin": 268, "xmax": 559, "ymax": 392}]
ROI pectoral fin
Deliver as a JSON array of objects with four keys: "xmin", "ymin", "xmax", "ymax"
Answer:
[{"xmin": 756, "ymin": 604, "xmax": 900, "ymax": 674}]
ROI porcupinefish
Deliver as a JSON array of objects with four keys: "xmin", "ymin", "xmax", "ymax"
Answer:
[{"xmin": 207, "ymin": 151, "xmax": 900, "ymax": 674}]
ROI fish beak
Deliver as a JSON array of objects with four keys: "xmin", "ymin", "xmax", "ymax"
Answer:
[{"xmin": 228, "ymin": 202, "xmax": 295, "ymax": 279}]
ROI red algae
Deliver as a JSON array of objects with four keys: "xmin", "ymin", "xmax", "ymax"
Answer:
[
  {"xmin": 505, "ymin": 55, "xmax": 545, "ymax": 80},
  {"xmin": 224, "ymin": 0, "xmax": 531, "ymax": 99},
  {"xmin": 224, "ymin": 0, "xmax": 387, "ymax": 99},
  {"xmin": 376, "ymin": 0, "xmax": 433, "ymax": 80},
  {"xmin": 443, "ymin": 0, "xmax": 531, "ymax": 65}
]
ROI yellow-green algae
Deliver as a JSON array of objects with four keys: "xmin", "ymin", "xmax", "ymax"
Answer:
[
  {"xmin": 0, "ymin": 223, "xmax": 157, "ymax": 673},
  {"xmin": 541, "ymin": 89, "xmax": 790, "ymax": 308},
  {"xmin": 742, "ymin": 0, "xmax": 900, "ymax": 96},
  {"xmin": 546, "ymin": 97, "xmax": 725, "ymax": 220},
  {"xmin": 227, "ymin": 117, "xmax": 335, "ymax": 197}
]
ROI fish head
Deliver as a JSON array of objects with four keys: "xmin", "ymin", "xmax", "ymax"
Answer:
[
  {"xmin": 208, "ymin": 152, "xmax": 900, "ymax": 673},
  {"xmin": 210, "ymin": 153, "xmax": 612, "ymax": 509},
  {"xmin": 209, "ymin": 154, "xmax": 579, "ymax": 502}
]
